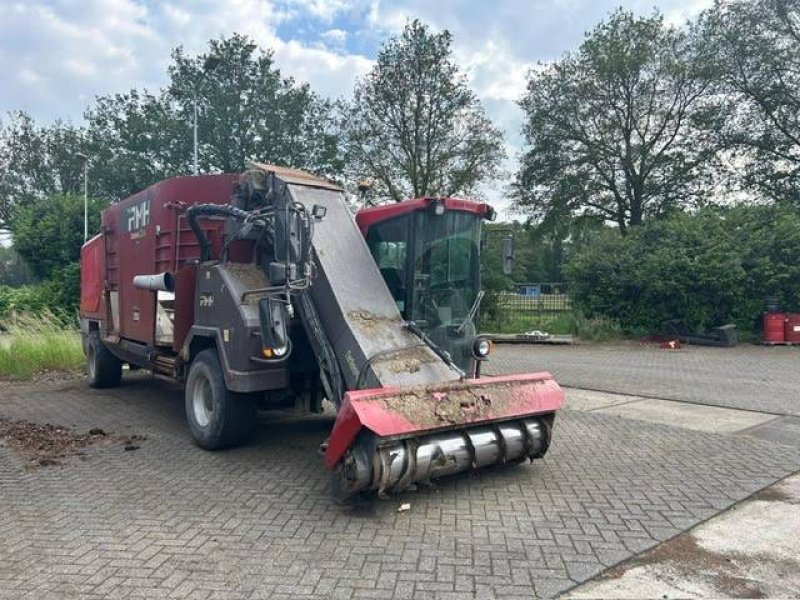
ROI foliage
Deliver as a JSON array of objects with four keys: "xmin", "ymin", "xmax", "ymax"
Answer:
[
  {"xmin": 12, "ymin": 194, "xmax": 104, "ymax": 279},
  {"xmin": 343, "ymin": 20, "xmax": 504, "ymax": 203},
  {"xmin": 0, "ymin": 284, "xmax": 53, "ymax": 320},
  {"xmin": 0, "ymin": 264, "xmax": 80, "ymax": 324},
  {"xmin": 565, "ymin": 205, "xmax": 800, "ymax": 333},
  {"xmin": 167, "ymin": 34, "xmax": 341, "ymax": 176},
  {"xmin": 697, "ymin": 0, "xmax": 800, "ymax": 205},
  {"xmin": 0, "ymin": 312, "xmax": 83, "ymax": 379},
  {"xmin": 0, "ymin": 247, "xmax": 36, "ymax": 286},
  {"xmin": 0, "ymin": 34, "xmax": 340, "ymax": 220},
  {"xmin": 85, "ymin": 89, "xmax": 190, "ymax": 200},
  {"xmin": 480, "ymin": 308, "xmax": 622, "ymax": 340},
  {"xmin": 0, "ymin": 113, "xmax": 88, "ymax": 229},
  {"xmin": 515, "ymin": 10, "xmax": 717, "ymax": 233}
]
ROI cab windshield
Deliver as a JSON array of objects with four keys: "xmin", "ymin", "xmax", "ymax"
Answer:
[
  {"xmin": 411, "ymin": 210, "xmax": 480, "ymax": 328},
  {"xmin": 365, "ymin": 209, "xmax": 481, "ymax": 330}
]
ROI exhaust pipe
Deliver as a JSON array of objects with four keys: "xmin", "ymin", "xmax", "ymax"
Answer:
[{"xmin": 133, "ymin": 272, "xmax": 174, "ymax": 292}]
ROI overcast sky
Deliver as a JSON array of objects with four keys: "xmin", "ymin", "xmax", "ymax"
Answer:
[{"xmin": 0, "ymin": 0, "xmax": 711, "ymax": 213}]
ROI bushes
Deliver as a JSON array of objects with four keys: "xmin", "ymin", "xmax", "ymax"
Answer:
[
  {"xmin": 566, "ymin": 205, "xmax": 800, "ymax": 333},
  {"xmin": 0, "ymin": 263, "xmax": 80, "ymax": 324},
  {"xmin": 12, "ymin": 194, "xmax": 103, "ymax": 280}
]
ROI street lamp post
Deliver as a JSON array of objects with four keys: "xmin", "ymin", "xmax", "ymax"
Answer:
[
  {"xmin": 191, "ymin": 54, "xmax": 222, "ymax": 176},
  {"xmin": 193, "ymin": 91, "xmax": 199, "ymax": 175},
  {"xmin": 76, "ymin": 152, "xmax": 89, "ymax": 241}
]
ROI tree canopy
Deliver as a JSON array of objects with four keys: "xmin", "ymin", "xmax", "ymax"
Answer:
[
  {"xmin": 167, "ymin": 34, "xmax": 341, "ymax": 177},
  {"xmin": 343, "ymin": 20, "xmax": 504, "ymax": 202},
  {"xmin": 0, "ymin": 113, "xmax": 88, "ymax": 229},
  {"xmin": 0, "ymin": 33, "xmax": 341, "ymax": 226},
  {"xmin": 12, "ymin": 193, "xmax": 105, "ymax": 279},
  {"xmin": 697, "ymin": 0, "xmax": 800, "ymax": 205},
  {"xmin": 514, "ymin": 10, "xmax": 716, "ymax": 233}
]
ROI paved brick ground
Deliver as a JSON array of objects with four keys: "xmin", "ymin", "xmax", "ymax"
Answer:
[
  {"xmin": 486, "ymin": 342, "xmax": 800, "ymax": 416},
  {"xmin": 0, "ymin": 375, "xmax": 798, "ymax": 599}
]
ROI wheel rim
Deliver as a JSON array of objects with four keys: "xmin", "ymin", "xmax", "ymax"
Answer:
[
  {"xmin": 192, "ymin": 374, "xmax": 214, "ymax": 428},
  {"xmin": 87, "ymin": 344, "xmax": 96, "ymax": 380}
]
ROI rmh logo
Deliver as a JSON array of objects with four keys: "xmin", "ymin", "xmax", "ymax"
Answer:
[{"xmin": 126, "ymin": 200, "xmax": 150, "ymax": 232}]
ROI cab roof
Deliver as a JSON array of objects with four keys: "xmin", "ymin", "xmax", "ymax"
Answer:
[{"xmin": 355, "ymin": 197, "xmax": 494, "ymax": 236}]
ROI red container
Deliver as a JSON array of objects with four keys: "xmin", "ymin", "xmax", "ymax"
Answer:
[
  {"xmin": 785, "ymin": 313, "xmax": 800, "ymax": 343},
  {"xmin": 763, "ymin": 313, "xmax": 786, "ymax": 343}
]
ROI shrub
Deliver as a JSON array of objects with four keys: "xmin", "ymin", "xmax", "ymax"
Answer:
[
  {"xmin": 0, "ymin": 262, "xmax": 80, "ymax": 325},
  {"xmin": 565, "ymin": 205, "xmax": 800, "ymax": 333},
  {"xmin": 12, "ymin": 194, "xmax": 104, "ymax": 280}
]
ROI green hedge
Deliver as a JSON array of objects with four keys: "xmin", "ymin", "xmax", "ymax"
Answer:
[
  {"xmin": 565, "ymin": 205, "xmax": 800, "ymax": 333},
  {"xmin": 0, "ymin": 263, "xmax": 80, "ymax": 325}
]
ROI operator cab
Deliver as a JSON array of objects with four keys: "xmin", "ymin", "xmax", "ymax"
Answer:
[{"xmin": 356, "ymin": 197, "xmax": 496, "ymax": 375}]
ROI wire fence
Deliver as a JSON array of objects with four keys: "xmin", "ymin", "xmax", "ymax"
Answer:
[{"xmin": 495, "ymin": 282, "xmax": 571, "ymax": 313}]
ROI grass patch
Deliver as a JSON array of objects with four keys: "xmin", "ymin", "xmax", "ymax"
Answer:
[
  {"xmin": 482, "ymin": 309, "xmax": 623, "ymax": 342},
  {"xmin": 0, "ymin": 313, "xmax": 84, "ymax": 379}
]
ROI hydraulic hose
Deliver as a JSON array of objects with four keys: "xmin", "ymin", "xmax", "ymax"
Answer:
[{"xmin": 185, "ymin": 203, "xmax": 251, "ymax": 262}]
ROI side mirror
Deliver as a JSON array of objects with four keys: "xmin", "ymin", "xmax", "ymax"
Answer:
[
  {"xmin": 274, "ymin": 207, "xmax": 302, "ymax": 264},
  {"xmin": 258, "ymin": 297, "xmax": 291, "ymax": 359},
  {"xmin": 501, "ymin": 236, "xmax": 515, "ymax": 276}
]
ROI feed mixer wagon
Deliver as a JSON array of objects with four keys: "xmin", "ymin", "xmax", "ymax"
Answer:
[{"xmin": 80, "ymin": 164, "xmax": 563, "ymax": 499}]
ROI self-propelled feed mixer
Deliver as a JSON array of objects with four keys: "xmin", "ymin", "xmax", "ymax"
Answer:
[{"xmin": 80, "ymin": 165, "xmax": 564, "ymax": 499}]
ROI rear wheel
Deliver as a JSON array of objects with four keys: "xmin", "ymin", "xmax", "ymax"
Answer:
[
  {"xmin": 185, "ymin": 349, "xmax": 257, "ymax": 449},
  {"xmin": 86, "ymin": 331, "xmax": 122, "ymax": 388}
]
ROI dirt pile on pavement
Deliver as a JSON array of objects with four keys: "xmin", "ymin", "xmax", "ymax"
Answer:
[{"xmin": 0, "ymin": 417, "xmax": 145, "ymax": 468}]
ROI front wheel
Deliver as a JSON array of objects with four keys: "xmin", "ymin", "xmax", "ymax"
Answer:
[{"xmin": 184, "ymin": 349, "xmax": 257, "ymax": 449}]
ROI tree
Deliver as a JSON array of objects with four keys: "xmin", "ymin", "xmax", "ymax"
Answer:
[
  {"xmin": 0, "ymin": 113, "xmax": 88, "ymax": 228},
  {"xmin": 12, "ymin": 194, "xmax": 105, "ymax": 279},
  {"xmin": 514, "ymin": 10, "xmax": 716, "ymax": 233},
  {"xmin": 82, "ymin": 34, "xmax": 341, "ymax": 203},
  {"xmin": 85, "ymin": 89, "xmax": 189, "ymax": 200},
  {"xmin": 168, "ymin": 34, "xmax": 341, "ymax": 176},
  {"xmin": 342, "ymin": 20, "xmax": 504, "ymax": 202},
  {"xmin": 0, "ymin": 247, "xmax": 36, "ymax": 286},
  {"xmin": 698, "ymin": 0, "xmax": 800, "ymax": 204}
]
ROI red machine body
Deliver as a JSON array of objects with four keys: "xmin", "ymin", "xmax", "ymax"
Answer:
[
  {"xmin": 355, "ymin": 196, "xmax": 493, "ymax": 235},
  {"xmin": 80, "ymin": 175, "xmax": 238, "ymax": 348}
]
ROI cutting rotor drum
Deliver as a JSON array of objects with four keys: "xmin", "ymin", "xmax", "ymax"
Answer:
[{"xmin": 331, "ymin": 415, "xmax": 554, "ymax": 499}]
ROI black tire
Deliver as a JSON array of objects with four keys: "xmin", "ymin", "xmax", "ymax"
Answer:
[
  {"xmin": 86, "ymin": 331, "xmax": 123, "ymax": 388},
  {"xmin": 184, "ymin": 349, "xmax": 257, "ymax": 449}
]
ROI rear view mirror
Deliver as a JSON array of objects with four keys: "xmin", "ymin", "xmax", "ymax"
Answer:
[
  {"xmin": 501, "ymin": 236, "xmax": 515, "ymax": 276},
  {"xmin": 274, "ymin": 207, "xmax": 302, "ymax": 264}
]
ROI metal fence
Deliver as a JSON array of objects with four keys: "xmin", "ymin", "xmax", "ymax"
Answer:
[{"xmin": 496, "ymin": 282, "xmax": 570, "ymax": 312}]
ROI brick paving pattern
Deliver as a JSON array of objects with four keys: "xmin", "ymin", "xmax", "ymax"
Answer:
[
  {"xmin": 486, "ymin": 343, "xmax": 800, "ymax": 416},
  {"xmin": 0, "ymin": 374, "xmax": 798, "ymax": 599}
]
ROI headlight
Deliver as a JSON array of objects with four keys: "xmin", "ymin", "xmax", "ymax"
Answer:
[
  {"xmin": 473, "ymin": 338, "xmax": 492, "ymax": 358},
  {"xmin": 273, "ymin": 344, "xmax": 289, "ymax": 357}
]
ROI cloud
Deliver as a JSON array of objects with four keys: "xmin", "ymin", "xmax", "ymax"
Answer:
[
  {"xmin": 0, "ymin": 0, "xmax": 710, "ymax": 217},
  {"xmin": 0, "ymin": 0, "xmax": 359, "ymax": 122}
]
